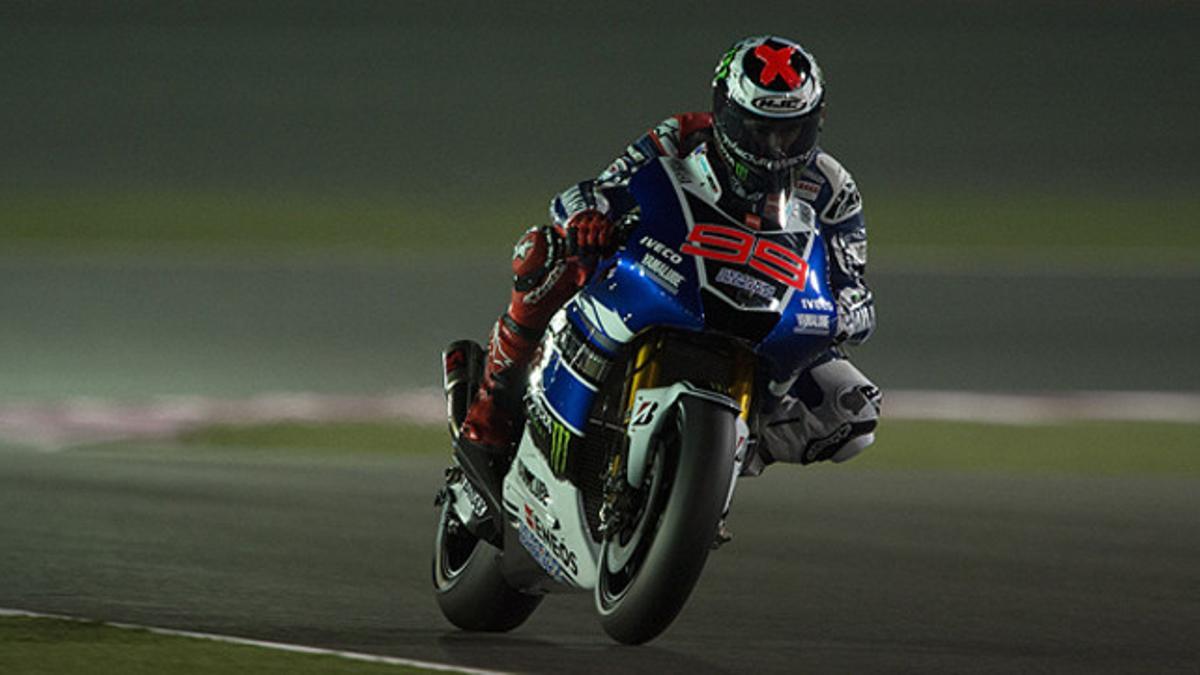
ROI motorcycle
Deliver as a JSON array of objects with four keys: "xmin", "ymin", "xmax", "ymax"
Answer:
[{"xmin": 433, "ymin": 145, "xmax": 837, "ymax": 644}]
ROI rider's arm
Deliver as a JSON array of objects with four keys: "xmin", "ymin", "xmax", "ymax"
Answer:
[
  {"xmin": 813, "ymin": 153, "xmax": 875, "ymax": 346},
  {"xmin": 549, "ymin": 114, "xmax": 708, "ymax": 229}
]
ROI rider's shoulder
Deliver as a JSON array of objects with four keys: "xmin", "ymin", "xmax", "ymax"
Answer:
[
  {"xmin": 807, "ymin": 150, "xmax": 855, "ymax": 191},
  {"xmin": 644, "ymin": 112, "xmax": 713, "ymax": 158},
  {"xmin": 802, "ymin": 150, "xmax": 863, "ymax": 224}
]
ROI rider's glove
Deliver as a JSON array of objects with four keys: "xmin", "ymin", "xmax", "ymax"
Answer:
[
  {"xmin": 834, "ymin": 287, "xmax": 875, "ymax": 345},
  {"xmin": 564, "ymin": 209, "xmax": 616, "ymax": 257}
]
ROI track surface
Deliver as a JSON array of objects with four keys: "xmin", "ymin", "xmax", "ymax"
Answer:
[
  {"xmin": 2, "ymin": 443, "xmax": 1196, "ymax": 674},
  {"xmin": 2, "ymin": 257, "xmax": 1197, "ymax": 671}
]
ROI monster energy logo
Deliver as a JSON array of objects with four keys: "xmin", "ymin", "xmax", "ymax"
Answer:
[
  {"xmin": 549, "ymin": 423, "xmax": 572, "ymax": 474},
  {"xmin": 714, "ymin": 47, "xmax": 737, "ymax": 81},
  {"xmin": 734, "ymin": 161, "xmax": 750, "ymax": 181}
]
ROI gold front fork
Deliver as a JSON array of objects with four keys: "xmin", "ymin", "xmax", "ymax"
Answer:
[
  {"xmin": 612, "ymin": 338, "xmax": 755, "ymax": 484},
  {"xmin": 625, "ymin": 338, "xmax": 664, "ymax": 419},
  {"xmin": 729, "ymin": 348, "xmax": 755, "ymax": 421},
  {"xmin": 624, "ymin": 337, "xmax": 756, "ymax": 421}
]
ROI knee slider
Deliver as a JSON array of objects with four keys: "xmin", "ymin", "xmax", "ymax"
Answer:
[
  {"xmin": 794, "ymin": 372, "xmax": 881, "ymax": 464},
  {"xmin": 831, "ymin": 432, "xmax": 874, "ymax": 463},
  {"xmin": 822, "ymin": 383, "xmax": 881, "ymax": 463}
]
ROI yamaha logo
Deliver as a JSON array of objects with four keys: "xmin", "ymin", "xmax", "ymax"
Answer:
[{"xmin": 752, "ymin": 96, "xmax": 805, "ymax": 112}]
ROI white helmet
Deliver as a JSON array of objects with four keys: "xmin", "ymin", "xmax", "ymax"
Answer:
[{"xmin": 711, "ymin": 36, "xmax": 825, "ymax": 197}]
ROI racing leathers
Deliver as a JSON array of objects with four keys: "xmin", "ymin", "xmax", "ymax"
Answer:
[{"xmin": 461, "ymin": 112, "xmax": 881, "ymax": 466}]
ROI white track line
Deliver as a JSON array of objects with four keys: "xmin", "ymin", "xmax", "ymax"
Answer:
[
  {"xmin": 0, "ymin": 389, "xmax": 1196, "ymax": 450},
  {"xmin": 884, "ymin": 390, "xmax": 1200, "ymax": 425},
  {"xmin": 0, "ymin": 608, "xmax": 505, "ymax": 675},
  {"xmin": 0, "ymin": 389, "xmax": 445, "ymax": 449}
]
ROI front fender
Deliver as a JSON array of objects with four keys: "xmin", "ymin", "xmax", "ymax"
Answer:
[{"xmin": 625, "ymin": 382, "xmax": 742, "ymax": 488}]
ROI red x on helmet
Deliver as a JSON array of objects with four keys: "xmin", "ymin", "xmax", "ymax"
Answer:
[{"xmin": 712, "ymin": 36, "xmax": 825, "ymax": 197}]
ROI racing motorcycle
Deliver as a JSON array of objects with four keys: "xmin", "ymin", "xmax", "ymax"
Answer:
[{"xmin": 433, "ymin": 146, "xmax": 838, "ymax": 644}]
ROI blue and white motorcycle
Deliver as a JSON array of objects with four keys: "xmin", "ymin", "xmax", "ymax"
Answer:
[{"xmin": 433, "ymin": 146, "xmax": 837, "ymax": 644}]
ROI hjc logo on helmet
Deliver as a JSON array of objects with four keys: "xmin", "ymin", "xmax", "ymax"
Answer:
[{"xmin": 751, "ymin": 96, "xmax": 805, "ymax": 112}]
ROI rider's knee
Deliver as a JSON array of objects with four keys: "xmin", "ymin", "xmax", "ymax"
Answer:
[
  {"xmin": 759, "ymin": 358, "xmax": 882, "ymax": 466},
  {"xmin": 830, "ymin": 429, "xmax": 875, "ymax": 463},
  {"xmin": 816, "ymin": 361, "xmax": 882, "ymax": 463},
  {"xmin": 511, "ymin": 226, "xmax": 558, "ymax": 288},
  {"xmin": 509, "ymin": 225, "xmax": 587, "ymax": 329}
]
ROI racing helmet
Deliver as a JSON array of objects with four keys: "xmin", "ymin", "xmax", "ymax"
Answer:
[{"xmin": 711, "ymin": 36, "xmax": 825, "ymax": 198}]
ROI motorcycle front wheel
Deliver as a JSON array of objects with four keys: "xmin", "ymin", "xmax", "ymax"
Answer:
[{"xmin": 594, "ymin": 395, "xmax": 736, "ymax": 644}]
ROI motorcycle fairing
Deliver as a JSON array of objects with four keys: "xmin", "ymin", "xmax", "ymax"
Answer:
[
  {"xmin": 501, "ymin": 430, "xmax": 601, "ymax": 591},
  {"xmin": 531, "ymin": 345, "xmax": 595, "ymax": 437},
  {"xmin": 532, "ymin": 153, "xmax": 837, "ymax": 436}
]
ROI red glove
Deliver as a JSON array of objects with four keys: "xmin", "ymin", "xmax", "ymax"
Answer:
[{"xmin": 564, "ymin": 209, "xmax": 616, "ymax": 256}]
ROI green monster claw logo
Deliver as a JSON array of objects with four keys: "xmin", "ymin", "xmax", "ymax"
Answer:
[
  {"xmin": 734, "ymin": 161, "xmax": 749, "ymax": 181},
  {"xmin": 549, "ymin": 423, "xmax": 572, "ymax": 474},
  {"xmin": 714, "ymin": 47, "xmax": 737, "ymax": 81}
]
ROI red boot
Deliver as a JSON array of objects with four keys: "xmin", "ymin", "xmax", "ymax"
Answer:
[{"xmin": 460, "ymin": 314, "xmax": 540, "ymax": 453}]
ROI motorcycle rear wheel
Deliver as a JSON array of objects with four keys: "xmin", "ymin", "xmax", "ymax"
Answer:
[
  {"xmin": 432, "ymin": 500, "xmax": 542, "ymax": 632},
  {"xmin": 594, "ymin": 396, "xmax": 736, "ymax": 644}
]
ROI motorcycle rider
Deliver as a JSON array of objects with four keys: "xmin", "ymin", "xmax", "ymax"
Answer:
[{"xmin": 457, "ymin": 35, "xmax": 881, "ymax": 483}]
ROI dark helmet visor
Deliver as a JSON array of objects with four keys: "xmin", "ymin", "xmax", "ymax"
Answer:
[{"xmin": 714, "ymin": 94, "xmax": 822, "ymax": 166}]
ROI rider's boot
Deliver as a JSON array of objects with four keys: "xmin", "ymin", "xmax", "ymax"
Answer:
[{"xmin": 456, "ymin": 313, "xmax": 540, "ymax": 498}]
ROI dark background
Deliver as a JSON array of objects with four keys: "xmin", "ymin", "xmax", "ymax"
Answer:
[
  {"xmin": 3, "ymin": 1, "xmax": 1196, "ymax": 201},
  {"xmin": 1, "ymin": 2, "xmax": 1197, "ymax": 397}
]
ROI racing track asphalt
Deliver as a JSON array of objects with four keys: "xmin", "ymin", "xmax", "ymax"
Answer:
[
  {"xmin": 1, "ymin": 255, "xmax": 1197, "ymax": 672},
  {"xmin": 1, "ymin": 442, "xmax": 1196, "ymax": 674}
]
